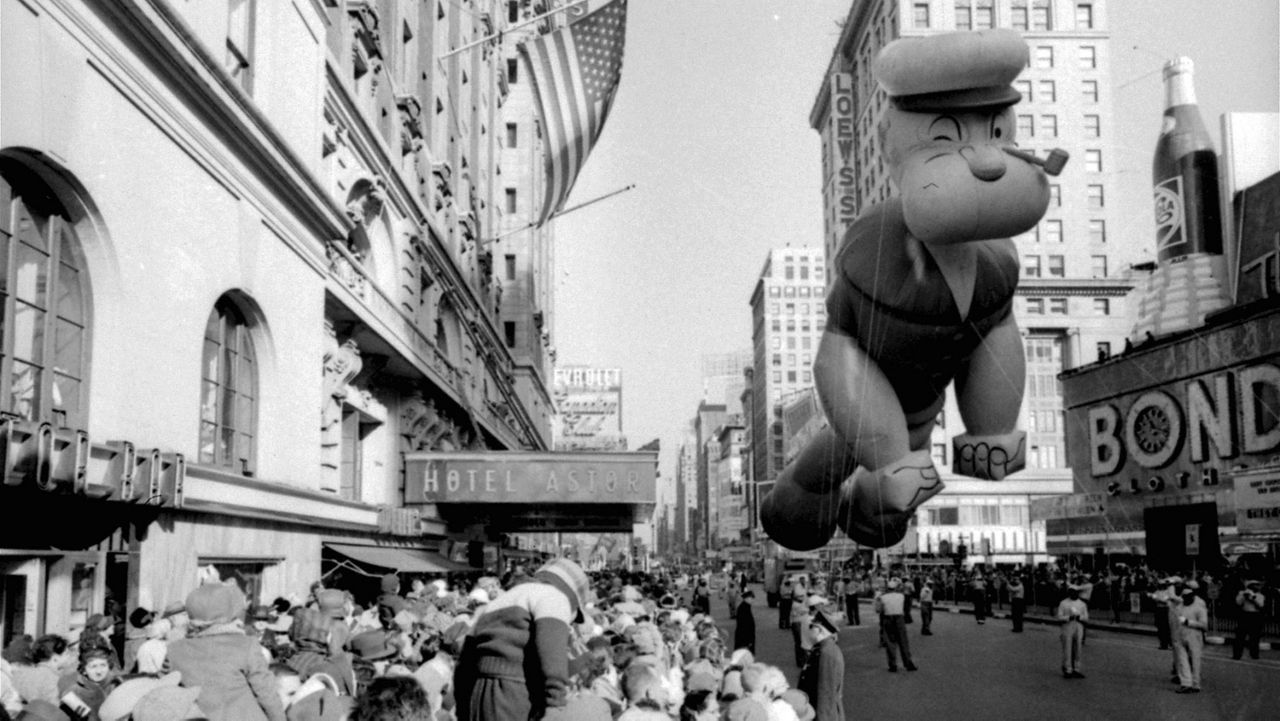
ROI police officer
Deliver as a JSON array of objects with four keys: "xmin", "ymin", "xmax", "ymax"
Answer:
[
  {"xmin": 1008, "ymin": 573, "xmax": 1026, "ymax": 633},
  {"xmin": 798, "ymin": 609, "xmax": 845, "ymax": 721},
  {"xmin": 1149, "ymin": 576, "xmax": 1177, "ymax": 650},
  {"xmin": 1056, "ymin": 583, "xmax": 1088, "ymax": 679},
  {"xmin": 919, "ymin": 580, "xmax": 934, "ymax": 636},
  {"xmin": 1234, "ymin": 578, "xmax": 1266, "ymax": 660},
  {"xmin": 875, "ymin": 577, "xmax": 917, "ymax": 672},
  {"xmin": 1174, "ymin": 581, "xmax": 1208, "ymax": 693}
]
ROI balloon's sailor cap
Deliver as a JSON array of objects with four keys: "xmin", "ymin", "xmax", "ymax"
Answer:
[{"xmin": 875, "ymin": 29, "xmax": 1029, "ymax": 113}]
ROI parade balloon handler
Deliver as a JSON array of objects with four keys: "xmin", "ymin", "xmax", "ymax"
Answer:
[{"xmin": 761, "ymin": 28, "xmax": 1066, "ymax": 551}]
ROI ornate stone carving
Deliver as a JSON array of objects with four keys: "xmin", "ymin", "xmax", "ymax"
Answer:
[
  {"xmin": 320, "ymin": 323, "xmax": 364, "ymax": 492},
  {"xmin": 345, "ymin": 177, "xmax": 387, "ymax": 229}
]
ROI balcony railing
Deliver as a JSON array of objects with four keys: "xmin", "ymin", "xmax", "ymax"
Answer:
[{"xmin": 325, "ymin": 239, "xmax": 464, "ymax": 394}]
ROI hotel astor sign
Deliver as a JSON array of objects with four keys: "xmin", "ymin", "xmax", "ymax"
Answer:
[{"xmin": 402, "ymin": 451, "xmax": 657, "ymax": 505}]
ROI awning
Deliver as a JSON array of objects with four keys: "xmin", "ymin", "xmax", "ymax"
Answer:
[{"xmin": 324, "ymin": 543, "xmax": 471, "ymax": 574}]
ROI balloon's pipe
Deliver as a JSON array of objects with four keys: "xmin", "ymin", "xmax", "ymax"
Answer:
[{"xmin": 1003, "ymin": 147, "xmax": 1070, "ymax": 176}]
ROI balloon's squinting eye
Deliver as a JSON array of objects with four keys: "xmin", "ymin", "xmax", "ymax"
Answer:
[{"xmin": 993, "ymin": 128, "xmax": 1003, "ymax": 138}]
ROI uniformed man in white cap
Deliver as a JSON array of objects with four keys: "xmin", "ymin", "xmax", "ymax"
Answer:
[
  {"xmin": 875, "ymin": 577, "xmax": 917, "ymax": 672},
  {"xmin": 798, "ymin": 609, "xmax": 845, "ymax": 721},
  {"xmin": 1056, "ymin": 583, "xmax": 1088, "ymax": 678},
  {"xmin": 1174, "ymin": 580, "xmax": 1208, "ymax": 693}
]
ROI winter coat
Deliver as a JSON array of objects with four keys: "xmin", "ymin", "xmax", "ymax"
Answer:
[
  {"xmin": 166, "ymin": 624, "xmax": 286, "ymax": 721},
  {"xmin": 734, "ymin": 602, "xmax": 756, "ymax": 654},
  {"xmin": 57, "ymin": 671, "xmax": 119, "ymax": 721}
]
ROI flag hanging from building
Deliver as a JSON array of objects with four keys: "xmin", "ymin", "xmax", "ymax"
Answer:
[{"xmin": 518, "ymin": 0, "xmax": 628, "ymax": 227}]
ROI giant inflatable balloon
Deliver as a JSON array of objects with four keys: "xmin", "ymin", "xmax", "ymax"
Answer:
[{"xmin": 760, "ymin": 29, "xmax": 1067, "ymax": 551}]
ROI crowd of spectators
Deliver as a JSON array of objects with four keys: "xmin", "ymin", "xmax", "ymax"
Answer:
[{"xmin": 0, "ymin": 561, "xmax": 821, "ymax": 721}]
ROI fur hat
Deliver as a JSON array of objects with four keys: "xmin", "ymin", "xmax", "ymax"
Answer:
[
  {"xmin": 535, "ymin": 558, "xmax": 591, "ymax": 623},
  {"xmin": 185, "ymin": 583, "xmax": 246, "ymax": 626}
]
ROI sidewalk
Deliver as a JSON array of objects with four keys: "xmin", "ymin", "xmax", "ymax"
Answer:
[{"xmin": 924, "ymin": 600, "xmax": 1276, "ymax": 650}]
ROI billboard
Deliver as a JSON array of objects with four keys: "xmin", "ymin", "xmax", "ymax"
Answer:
[
  {"xmin": 1030, "ymin": 493, "xmax": 1108, "ymax": 523},
  {"xmin": 553, "ymin": 367, "xmax": 625, "ymax": 451},
  {"xmin": 1234, "ymin": 466, "xmax": 1280, "ymax": 535}
]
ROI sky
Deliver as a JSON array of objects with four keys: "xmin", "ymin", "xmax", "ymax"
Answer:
[{"xmin": 549, "ymin": 0, "xmax": 1280, "ymax": 490}]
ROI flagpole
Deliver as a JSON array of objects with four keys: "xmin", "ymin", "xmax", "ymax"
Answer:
[
  {"xmin": 439, "ymin": 0, "xmax": 593, "ymax": 60},
  {"xmin": 484, "ymin": 183, "xmax": 636, "ymax": 243}
]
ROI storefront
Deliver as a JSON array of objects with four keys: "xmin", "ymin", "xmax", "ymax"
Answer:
[{"xmin": 1053, "ymin": 303, "xmax": 1280, "ymax": 568}]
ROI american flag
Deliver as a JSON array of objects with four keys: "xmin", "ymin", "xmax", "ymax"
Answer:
[{"xmin": 519, "ymin": 0, "xmax": 628, "ymax": 227}]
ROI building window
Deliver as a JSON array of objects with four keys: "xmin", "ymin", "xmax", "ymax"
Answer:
[
  {"xmin": 975, "ymin": 1, "xmax": 993, "ymax": 28},
  {"xmin": 1085, "ymin": 149, "xmax": 1103, "ymax": 172},
  {"xmin": 1011, "ymin": 2, "xmax": 1029, "ymax": 30},
  {"xmin": 1094, "ymin": 298, "xmax": 1111, "ymax": 315},
  {"xmin": 503, "ymin": 321, "xmax": 516, "ymax": 347},
  {"xmin": 787, "ymin": 354, "xmax": 796, "ymax": 366},
  {"xmin": 1015, "ymin": 79, "xmax": 1033, "ymax": 102},
  {"xmin": 1031, "ymin": 0, "xmax": 1051, "ymax": 30},
  {"xmin": 787, "ymin": 370, "xmax": 797, "ymax": 383},
  {"xmin": 784, "ymin": 265, "xmax": 794, "ymax": 280},
  {"xmin": 1082, "ymin": 80, "xmax": 1099, "ymax": 103},
  {"xmin": 1096, "ymin": 340, "xmax": 1111, "ymax": 360},
  {"xmin": 1017, "ymin": 114, "xmax": 1034, "ymax": 138},
  {"xmin": 506, "ymin": 123, "xmax": 518, "ymax": 148},
  {"xmin": 1089, "ymin": 220, "xmax": 1107, "ymax": 244},
  {"xmin": 507, "ymin": 58, "xmax": 519, "ymax": 83},
  {"xmin": 1076, "ymin": 2, "xmax": 1094, "ymax": 29},
  {"xmin": 1084, "ymin": 114, "xmax": 1101, "ymax": 137},
  {"xmin": 505, "ymin": 188, "xmax": 517, "ymax": 214},
  {"xmin": 1044, "ymin": 219, "xmax": 1063, "ymax": 244},
  {"xmin": 200, "ymin": 296, "xmax": 257, "ymax": 473},
  {"xmin": 504, "ymin": 254, "xmax": 517, "ymax": 281},
  {"xmin": 340, "ymin": 408, "xmax": 372, "ymax": 501},
  {"xmin": 1079, "ymin": 45, "xmax": 1097, "ymax": 69},
  {"xmin": 771, "ymin": 337, "xmax": 781, "ymax": 351},
  {"xmin": 1038, "ymin": 80, "xmax": 1056, "ymax": 103},
  {"xmin": 913, "ymin": 3, "xmax": 931, "ymax": 28},
  {"xmin": 1023, "ymin": 255, "xmax": 1042, "ymax": 278},
  {"xmin": 1026, "ymin": 298, "xmax": 1044, "ymax": 314},
  {"xmin": 508, "ymin": 0, "xmax": 520, "ymax": 23},
  {"xmin": 768, "ymin": 286, "xmax": 780, "ymax": 297},
  {"xmin": 1091, "ymin": 254, "xmax": 1108, "ymax": 278},
  {"xmin": 1048, "ymin": 184, "xmax": 1061, "ymax": 207},
  {"xmin": 1049, "ymin": 297, "xmax": 1068, "ymax": 314},
  {"xmin": 931, "ymin": 443, "xmax": 947, "ymax": 467},
  {"xmin": 1087, "ymin": 184, "xmax": 1105, "ymax": 209},
  {"xmin": 1048, "ymin": 255, "xmax": 1065, "ymax": 277},
  {"xmin": 955, "ymin": 3, "xmax": 972, "ymax": 30},
  {"xmin": 225, "ymin": 0, "xmax": 256, "ymax": 93},
  {"xmin": 786, "ymin": 303, "xmax": 795, "ymax": 315},
  {"xmin": 802, "ymin": 370, "xmax": 812, "ymax": 383},
  {"xmin": 1035, "ymin": 46, "xmax": 1054, "ymax": 68},
  {"xmin": 800, "ymin": 266, "xmax": 809, "ymax": 280},
  {"xmin": 772, "ymin": 354, "xmax": 781, "ymax": 367},
  {"xmin": 0, "ymin": 161, "xmax": 91, "ymax": 429},
  {"xmin": 1040, "ymin": 115, "xmax": 1058, "ymax": 138},
  {"xmin": 770, "ymin": 303, "xmax": 779, "ymax": 315},
  {"xmin": 786, "ymin": 337, "xmax": 795, "ymax": 350},
  {"xmin": 771, "ymin": 318, "xmax": 780, "ymax": 331},
  {"xmin": 784, "ymin": 286, "xmax": 795, "ymax": 298}
]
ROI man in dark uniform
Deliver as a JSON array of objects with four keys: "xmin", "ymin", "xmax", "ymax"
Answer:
[
  {"xmin": 734, "ymin": 589, "xmax": 756, "ymax": 654},
  {"xmin": 798, "ymin": 609, "xmax": 845, "ymax": 721},
  {"xmin": 779, "ymin": 576, "xmax": 794, "ymax": 630}
]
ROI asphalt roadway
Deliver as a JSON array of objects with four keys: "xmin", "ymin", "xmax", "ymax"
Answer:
[{"xmin": 708, "ymin": 587, "xmax": 1279, "ymax": 721}]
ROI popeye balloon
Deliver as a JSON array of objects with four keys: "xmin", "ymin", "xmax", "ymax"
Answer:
[{"xmin": 761, "ymin": 29, "xmax": 1067, "ymax": 550}]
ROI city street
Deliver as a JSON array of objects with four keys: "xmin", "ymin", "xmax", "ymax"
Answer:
[{"xmin": 712, "ymin": 588, "xmax": 1280, "ymax": 721}]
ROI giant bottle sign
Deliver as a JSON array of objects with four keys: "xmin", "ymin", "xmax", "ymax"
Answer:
[{"xmin": 1152, "ymin": 57, "xmax": 1224, "ymax": 262}]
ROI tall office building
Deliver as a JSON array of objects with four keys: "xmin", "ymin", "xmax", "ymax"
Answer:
[
  {"xmin": 702, "ymin": 350, "xmax": 753, "ymax": 416},
  {"xmin": 694, "ymin": 402, "xmax": 728, "ymax": 552},
  {"xmin": 747, "ymin": 247, "xmax": 827, "ymax": 487},
  {"xmin": 675, "ymin": 431, "xmax": 698, "ymax": 553},
  {"xmin": 811, "ymin": 0, "xmax": 1138, "ymax": 475}
]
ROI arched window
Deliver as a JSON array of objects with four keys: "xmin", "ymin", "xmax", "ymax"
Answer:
[
  {"xmin": 200, "ymin": 296, "xmax": 257, "ymax": 473},
  {"xmin": 0, "ymin": 160, "xmax": 90, "ymax": 428}
]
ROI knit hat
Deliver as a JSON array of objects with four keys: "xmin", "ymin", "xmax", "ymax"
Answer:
[
  {"xmin": 317, "ymin": 589, "xmax": 347, "ymax": 620},
  {"xmin": 185, "ymin": 583, "xmax": 246, "ymax": 625},
  {"xmin": 779, "ymin": 689, "xmax": 816, "ymax": 721},
  {"xmin": 14, "ymin": 700, "xmax": 70, "ymax": 721},
  {"xmin": 99, "ymin": 671, "xmax": 184, "ymax": 721},
  {"xmin": 534, "ymin": 558, "xmax": 591, "ymax": 622},
  {"xmin": 132, "ymin": 685, "xmax": 205, "ymax": 721},
  {"xmin": 350, "ymin": 630, "xmax": 400, "ymax": 660},
  {"xmin": 380, "ymin": 574, "xmax": 400, "ymax": 594}
]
